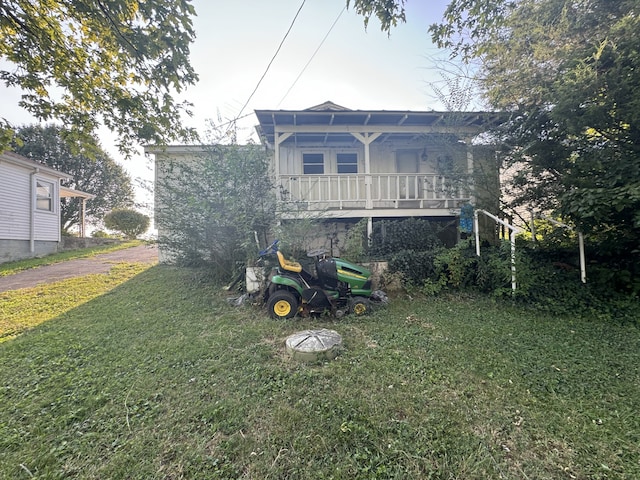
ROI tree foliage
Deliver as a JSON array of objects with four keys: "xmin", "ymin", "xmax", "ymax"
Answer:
[
  {"xmin": 480, "ymin": 0, "xmax": 640, "ymax": 251},
  {"xmin": 11, "ymin": 124, "xmax": 135, "ymax": 233},
  {"xmin": 350, "ymin": 0, "xmax": 640, "ymax": 253},
  {"xmin": 0, "ymin": 0, "xmax": 199, "ymax": 156},
  {"xmin": 156, "ymin": 144, "xmax": 274, "ymax": 279},
  {"xmin": 104, "ymin": 208, "xmax": 150, "ymax": 239}
]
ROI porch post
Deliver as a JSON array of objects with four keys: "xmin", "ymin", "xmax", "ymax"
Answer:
[
  {"xmin": 350, "ymin": 132, "xmax": 382, "ymax": 210},
  {"xmin": 274, "ymin": 131, "xmax": 293, "ymax": 200},
  {"xmin": 465, "ymin": 139, "xmax": 475, "ymax": 205},
  {"xmin": 80, "ymin": 198, "xmax": 87, "ymax": 237}
]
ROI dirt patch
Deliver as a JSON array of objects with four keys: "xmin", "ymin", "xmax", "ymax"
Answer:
[{"xmin": 0, "ymin": 244, "xmax": 158, "ymax": 293}]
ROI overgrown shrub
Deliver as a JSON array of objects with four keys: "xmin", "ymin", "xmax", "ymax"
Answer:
[
  {"xmin": 388, "ymin": 249, "xmax": 440, "ymax": 285},
  {"xmin": 155, "ymin": 144, "xmax": 274, "ymax": 281},
  {"xmin": 369, "ymin": 218, "xmax": 444, "ymax": 257},
  {"xmin": 341, "ymin": 218, "xmax": 369, "ymax": 262}
]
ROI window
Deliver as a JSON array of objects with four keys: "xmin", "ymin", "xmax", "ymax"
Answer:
[
  {"xmin": 337, "ymin": 153, "xmax": 358, "ymax": 174},
  {"xmin": 303, "ymin": 153, "xmax": 324, "ymax": 174},
  {"xmin": 36, "ymin": 180, "xmax": 54, "ymax": 211}
]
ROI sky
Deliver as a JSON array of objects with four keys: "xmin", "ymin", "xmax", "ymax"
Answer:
[{"xmin": 1, "ymin": 0, "xmax": 469, "ymax": 210}]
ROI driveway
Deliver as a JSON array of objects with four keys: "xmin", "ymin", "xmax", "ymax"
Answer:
[{"xmin": 0, "ymin": 244, "xmax": 158, "ymax": 293}]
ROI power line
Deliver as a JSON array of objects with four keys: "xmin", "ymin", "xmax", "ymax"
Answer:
[
  {"xmin": 233, "ymin": 0, "xmax": 307, "ymax": 124},
  {"xmin": 277, "ymin": 6, "xmax": 346, "ymax": 107}
]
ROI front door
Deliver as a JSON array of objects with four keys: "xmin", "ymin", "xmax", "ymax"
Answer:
[{"xmin": 396, "ymin": 151, "xmax": 419, "ymax": 199}]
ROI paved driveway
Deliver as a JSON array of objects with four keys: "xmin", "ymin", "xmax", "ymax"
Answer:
[{"xmin": 0, "ymin": 244, "xmax": 158, "ymax": 293}]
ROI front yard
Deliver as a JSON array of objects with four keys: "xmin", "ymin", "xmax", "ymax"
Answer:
[{"xmin": 1, "ymin": 265, "xmax": 638, "ymax": 479}]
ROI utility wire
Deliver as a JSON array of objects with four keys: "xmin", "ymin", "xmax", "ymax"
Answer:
[
  {"xmin": 277, "ymin": 6, "xmax": 346, "ymax": 107},
  {"xmin": 232, "ymin": 0, "xmax": 307, "ymax": 124}
]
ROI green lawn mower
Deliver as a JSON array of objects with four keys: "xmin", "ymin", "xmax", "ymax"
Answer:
[{"xmin": 258, "ymin": 240, "xmax": 387, "ymax": 319}]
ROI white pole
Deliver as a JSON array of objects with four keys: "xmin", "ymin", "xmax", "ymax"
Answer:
[
  {"xmin": 578, "ymin": 232, "xmax": 586, "ymax": 283},
  {"xmin": 474, "ymin": 210, "xmax": 480, "ymax": 256}
]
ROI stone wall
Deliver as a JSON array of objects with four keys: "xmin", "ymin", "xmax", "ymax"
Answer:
[{"xmin": 59, "ymin": 237, "xmax": 119, "ymax": 251}]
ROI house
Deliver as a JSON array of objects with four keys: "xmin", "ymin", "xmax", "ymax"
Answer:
[
  {"xmin": 147, "ymin": 102, "xmax": 505, "ymax": 262},
  {"xmin": 254, "ymin": 102, "xmax": 504, "ymax": 247},
  {"xmin": 0, "ymin": 151, "xmax": 94, "ymax": 263}
]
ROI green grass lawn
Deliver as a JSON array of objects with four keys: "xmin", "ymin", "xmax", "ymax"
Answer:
[
  {"xmin": 1, "ymin": 265, "xmax": 638, "ymax": 479},
  {"xmin": 0, "ymin": 240, "xmax": 143, "ymax": 277}
]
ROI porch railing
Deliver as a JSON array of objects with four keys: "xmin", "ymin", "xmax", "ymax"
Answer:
[{"xmin": 278, "ymin": 174, "xmax": 470, "ymax": 210}]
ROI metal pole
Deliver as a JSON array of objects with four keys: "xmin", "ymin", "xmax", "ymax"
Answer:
[
  {"xmin": 578, "ymin": 232, "xmax": 586, "ymax": 283},
  {"xmin": 474, "ymin": 210, "xmax": 480, "ymax": 257}
]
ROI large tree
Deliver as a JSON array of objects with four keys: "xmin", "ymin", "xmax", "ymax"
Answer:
[
  {"xmin": 350, "ymin": 0, "xmax": 640, "ymax": 250},
  {"xmin": 12, "ymin": 124, "xmax": 135, "ymax": 233},
  {"xmin": 0, "ymin": 0, "xmax": 198, "ymax": 156}
]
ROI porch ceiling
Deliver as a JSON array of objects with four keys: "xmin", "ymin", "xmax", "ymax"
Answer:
[{"xmin": 254, "ymin": 106, "xmax": 507, "ymax": 147}]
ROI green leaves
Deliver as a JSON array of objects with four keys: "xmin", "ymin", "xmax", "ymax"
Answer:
[
  {"xmin": 104, "ymin": 209, "xmax": 150, "ymax": 239},
  {"xmin": 12, "ymin": 124, "xmax": 135, "ymax": 233},
  {"xmin": 0, "ymin": 0, "xmax": 199, "ymax": 156}
]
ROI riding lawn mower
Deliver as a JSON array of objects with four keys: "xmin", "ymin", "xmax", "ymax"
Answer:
[{"xmin": 256, "ymin": 240, "xmax": 387, "ymax": 319}]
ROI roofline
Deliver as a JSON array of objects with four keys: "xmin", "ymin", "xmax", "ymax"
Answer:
[
  {"xmin": 255, "ymin": 107, "xmax": 504, "ymax": 116},
  {"xmin": 60, "ymin": 186, "xmax": 96, "ymax": 200},
  {"xmin": 0, "ymin": 151, "xmax": 72, "ymax": 180},
  {"xmin": 144, "ymin": 144, "xmax": 263, "ymax": 155}
]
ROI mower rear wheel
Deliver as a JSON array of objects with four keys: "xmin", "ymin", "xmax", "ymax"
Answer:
[
  {"xmin": 349, "ymin": 296, "xmax": 371, "ymax": 316},
  {"xmin": 267, "ymin": 291, "xmax": 299, "ymax": 319}
]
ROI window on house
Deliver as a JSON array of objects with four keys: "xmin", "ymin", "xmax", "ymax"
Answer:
[
  {"xmin": 337, "ymin": 153, "xmax": 358, "ymax": 174},
  {"xmin": 36, "ymin": 180, "xmax": 54, "ymax": 211},
  {"xmin": 303, "ymin": 153, "xmax": 324, "ymax": 174}
]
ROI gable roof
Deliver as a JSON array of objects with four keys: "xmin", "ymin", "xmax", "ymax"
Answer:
[{"xmin": 305, "ymin": 101, "xmax": 351, "ymax": 111}]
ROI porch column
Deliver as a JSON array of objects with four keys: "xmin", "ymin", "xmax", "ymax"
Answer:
[
  {"xmin": 351, "ymin": 132, "xmax": 382, "ymax": 210},
  {"xmin": 465, "ymin": 139, "xmax": 475, "ymax": 206},
  {"xmin": 274, "ymin": 131, "xmax": 293, "ymax": 199},
  {"xmin": 80, "ymin": 198, "xmax": 87, "ymax": 237}
]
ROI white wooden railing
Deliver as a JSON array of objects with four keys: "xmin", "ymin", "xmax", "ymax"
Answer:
[{"xmin": 278, "ymin": 174, "xmax": 470, "ymax": 210}]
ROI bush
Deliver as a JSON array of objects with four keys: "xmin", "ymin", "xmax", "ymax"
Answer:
[
  {"xmin": 388, "ymin": 249, "xmax": 440, "ymax": 285},
  {"xmin": 369, "ymin": 218, "xmax": 444, "ymax": 257},
  {"xmin": 104, "ymin": 209, "xmax": 150, "ymax": 239}
]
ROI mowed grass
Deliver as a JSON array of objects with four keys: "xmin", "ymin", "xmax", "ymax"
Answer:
[
  {"xmin": 0, "ymin": 240, "xmax": 143, "ymax": 277},
  {"xmin": 0, "ymin": 266, "xmax": 639, "ymax": 479}
]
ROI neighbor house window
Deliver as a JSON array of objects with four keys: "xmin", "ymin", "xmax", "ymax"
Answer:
[
  {"xmin": 303, "ymin": 153, "xmax": 324, "ymax": 174},
  {"xmin": 337, "ymin": 153, "xmax": 358, "ymax": 174},
  {"xmin": 36, "ymin": 180, "xmax": 54, "ymax": 211}
]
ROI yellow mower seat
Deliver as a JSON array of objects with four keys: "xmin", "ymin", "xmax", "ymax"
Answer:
[{"xmin": 276, "ymin": 251, "xmax": 302, "ymax": 273}]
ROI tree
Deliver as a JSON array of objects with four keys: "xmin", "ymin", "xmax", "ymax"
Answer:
[
  {"xmin": 350, "ymin": 0, "xmax": 640, "ymax": 251},
  {"xmin": 104, "ymin": 209, "xmax": 150, "ymax": 239},
  {"xmin": 11, "ymin": 124, "xmax": 135, "ymax": 233},
  {"xmin": 0, "ymin": 0, "xmax": 198, "ymax": 156},
  {"xmin": 156, "ymin": 142, "xmax": 275, "ymax": 280}
]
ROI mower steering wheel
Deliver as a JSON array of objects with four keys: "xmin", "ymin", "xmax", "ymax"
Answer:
[
  {"xmin": 259, "ymin": 239, "xmax": 279, "ymax": 256},
  {"xmin": 307, "ymin": 248, "xmax": 327, "ymax": 258}
]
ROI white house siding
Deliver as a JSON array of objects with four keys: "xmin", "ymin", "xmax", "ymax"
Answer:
[
  {"xmin": 0, "ymin": 154, "xmax": 67, "ymax": 263},
  {"xmin": 0, "ymin": 160, "xmax": 31, "ymax": 240}
]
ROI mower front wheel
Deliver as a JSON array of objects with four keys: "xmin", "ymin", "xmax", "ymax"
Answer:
[
  {"xmin": 267, "ymin": 291, "xmax": 299, "ymax": 319},
  {"xmin": 349, "ymin": 296, "xmax": 371, "ymax": 316}
]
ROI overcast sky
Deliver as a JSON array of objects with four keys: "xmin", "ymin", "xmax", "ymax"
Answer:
[{"xmin": 2, "ymin": 0, "xmax": 469, "ymax": 206}]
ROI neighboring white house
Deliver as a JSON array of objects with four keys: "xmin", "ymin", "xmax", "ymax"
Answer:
[
  {"xmin": 147, "ymin": 102, "xmax": 505, "ymax": 261},
  {"xmin": 0, "ymin": 151, "xmax": 93, "ymax": 263}
]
